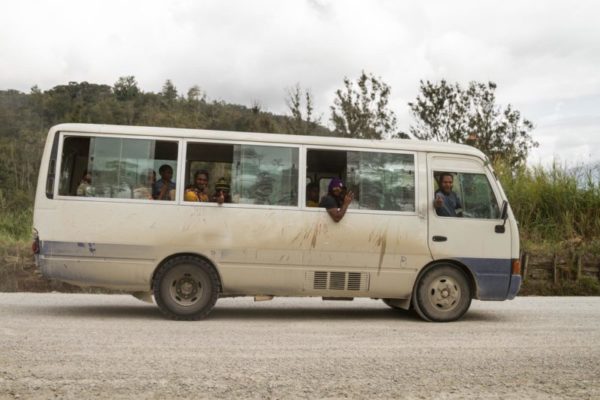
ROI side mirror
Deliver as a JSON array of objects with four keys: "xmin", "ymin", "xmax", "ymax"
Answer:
[{"xmin": 495, "ymin": 201, "xmax": 508, "ymax": 234}]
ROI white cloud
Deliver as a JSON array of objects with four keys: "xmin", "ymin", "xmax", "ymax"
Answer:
[{"xmin": 1, "ymin": 0, "xmax": 599, "ymax": 164}]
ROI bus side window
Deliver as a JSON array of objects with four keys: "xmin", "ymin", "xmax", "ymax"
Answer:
[
  {"xmin": 58, "ymin": 136, "xmax": 178, "ymax": 200},
  {"xmin": 433, "ymin": 171, "xmax": 500, "ymax": 219},
  {"xmin": 231, "ymin": 145, "xmax": 298, "ymax": 206},
  {"xmin": 185, "ymin": 142, "xmax": 234, "ymax": 203},
  {"xmin": 185, "ymin": 142, "xmax": 298, "ymax": 206},
  {"xmin": 458, "ymin": 173, "xmax": 500, "ymax": 219},
  {"xmin": 306, "ymin": 149, "xmax": 415, "ymax": 212}
]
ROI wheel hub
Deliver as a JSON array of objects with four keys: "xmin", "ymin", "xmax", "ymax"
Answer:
[
  {"xmin": 429, "ymin": 277, "xmax": 460, "ymax": 310},
  {"xmin": 168, "ymin": 271, "xmax": 203, "ymax": 306},
  {"xmin": 176, "ymin": 277, "xmax": 198, "ymax": 299}
]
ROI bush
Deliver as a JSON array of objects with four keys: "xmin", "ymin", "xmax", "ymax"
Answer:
[
  {"xmin": 497, "ymin": 160, "xmax": 600, "ymax": 245},
  {"xmin": 0, "ymin": 208, "xmax": 32, "ymax": 242}
]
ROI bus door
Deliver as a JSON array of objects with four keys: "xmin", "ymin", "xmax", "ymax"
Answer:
[{"xmin": 426, "ymin": 154, "xmax": 512, "ymax": 299}]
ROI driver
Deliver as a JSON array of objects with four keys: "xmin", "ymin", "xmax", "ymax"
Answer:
[{"xmin": 433, "ymin": 172, "xmax": 463, "ymax": 217}]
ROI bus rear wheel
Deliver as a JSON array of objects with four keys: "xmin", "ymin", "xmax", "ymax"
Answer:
[
  {"xmin": 413, "ymin": 265, "xmax": 471, "ymax": 322},
  {"xmin": 153, "ymin": 256, "xmax": 219, "ymax": 320}
]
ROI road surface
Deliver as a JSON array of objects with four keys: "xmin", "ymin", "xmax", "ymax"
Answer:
[{"xmin": 0, "ymin": 293, "xmax": 599, "ymax": 399}]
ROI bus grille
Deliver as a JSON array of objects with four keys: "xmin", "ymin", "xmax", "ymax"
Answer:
[{"xmin": 307, "ymin": 271, "xmax": 369, "ymax": 292}]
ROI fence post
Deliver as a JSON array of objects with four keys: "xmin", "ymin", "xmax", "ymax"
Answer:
[
  {"xmin": 521, "ymin": 252, "xmax": 529, "ymax": 282},
  {"xmin": 553, "ymin": 253, "xmax": 559, "ymax": 284}
]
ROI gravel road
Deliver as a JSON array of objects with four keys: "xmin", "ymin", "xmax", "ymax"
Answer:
[{"xmin": 0, "ymin": 294, "xmax": 599, "ymax": 399}]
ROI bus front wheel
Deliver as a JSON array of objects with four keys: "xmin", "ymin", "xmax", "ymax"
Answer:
[
  {"xmin": 153, "ymin": 256, "xmax": 219, "ymax": 320},
  {"xmin": 413, "ymin": 265, "xmax": 471, "ymax": 322}
]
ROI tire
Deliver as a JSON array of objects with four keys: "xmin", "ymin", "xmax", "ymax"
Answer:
[
  {"xmin": 413, "ymin": 265, "xmax": 471, "ymax": 322},
  {"xmin": 153, "ymin": 256, "xmax": 220, "ymax": 320}
]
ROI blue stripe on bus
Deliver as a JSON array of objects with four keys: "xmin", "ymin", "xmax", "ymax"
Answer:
[
  {"xmin": 40, "ymin": 241, "xmax": 155, "ymax": 261},
  {"xmin": 456, "ymin": 257, "xmax": 513, "ymax": 300}
]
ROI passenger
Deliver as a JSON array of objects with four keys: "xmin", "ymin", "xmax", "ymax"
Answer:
[
  {"xmin": 212, "ymin": 177, "xmax": 232, "ymax": 205},
  {"xmin": 76, "ymin": 170, "xmax": 94, "ymax": 197},
  {"xmin": 319, "ymin": 178, "xmax": 353, "ymax": 222},
  {"xmin": 306, "ymin": 182, "xmax": 320, "ymax": 207},
  {"xmin": 184, "ymin": 170, "xmax": 210, "ymax": 202},
  {"xmin": 133, "ymin": 169, "xmax": 155, "ymax": 200},
  {"xmin": 153, "ymin": 164, "xmax": 176, "ymax": 201},
  {"xmin": 434, "ymin": 172, "xmax": 463, "ymax": 217}
]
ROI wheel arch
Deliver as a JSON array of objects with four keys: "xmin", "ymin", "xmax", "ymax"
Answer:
[
  {"xmin": 413, "ymin": 259, "xmax": 478, "ymax": 300},
  {"xmin": 151, "ymin": 252, "xmax": 223, "ymax": 293},
  {"xmin": 410, "ymin": 258, "xmax": 476, "ymax": 322}
]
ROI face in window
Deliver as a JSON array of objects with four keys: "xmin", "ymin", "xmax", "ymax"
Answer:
[
  {"xmin": 194, "ymin": 172, "xmax": 209, "ymax": 191},
  {"xmin": 81, "ymin": 172, "xmax": 92, "ymax": 184},
  {"xmin": 440, "ymin": 174, "xmax": 454, "ymax": 195},
  {"xmin": 159, "ymin": 165, "xmax": 173, "ymax": 182}
]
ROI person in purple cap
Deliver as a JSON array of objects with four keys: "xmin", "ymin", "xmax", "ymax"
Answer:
[{"xmin": 319, "ymin": 177, "xmax": 354, "ymax": 222}]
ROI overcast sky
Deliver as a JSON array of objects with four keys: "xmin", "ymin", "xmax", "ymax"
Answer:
[{"xmin": 1, "ymin": 0, "xmax": 599, "ymax": 166}]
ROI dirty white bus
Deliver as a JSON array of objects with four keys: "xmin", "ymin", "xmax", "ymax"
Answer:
[{"xmin": 33, "ymin": 123, "xmax": 521, "ymax": 322}]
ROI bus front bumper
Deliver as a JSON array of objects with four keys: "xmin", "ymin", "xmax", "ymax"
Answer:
[{"xmin": 506, "ymin": 274, "xmax": 522, "ymax": 300}]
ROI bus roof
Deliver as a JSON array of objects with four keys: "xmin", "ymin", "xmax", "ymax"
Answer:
[{"xmin": 50, "ymin": 123, "xmax": 488, "ymax": 160}]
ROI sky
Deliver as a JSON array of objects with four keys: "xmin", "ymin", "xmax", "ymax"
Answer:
[{"xmin": 1, "ymin": 0, "xmax": 599, "ymax": 166}]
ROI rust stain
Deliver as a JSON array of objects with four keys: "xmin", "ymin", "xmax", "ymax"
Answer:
[
  {"xmin": 292, "ymin": 225, "xmax": 314, "ymax": 247},
  {"xmin": 310, "ymin": 223, "xmax": 322, "ymax": 249},
  {"xmin": 376, "ymin": 230, "xmax": 388, "ymax": 276},
  {"xmin": 291, "ymin": 230, "xmax": 303, "ymax": 243},
  {"xmin": 304, "ymin": 227, "xmax": 312, "ymax": 239}
]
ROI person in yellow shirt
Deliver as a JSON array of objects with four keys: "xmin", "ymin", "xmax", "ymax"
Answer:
[{"xmin": 184, "ymin": 170, "xmax": 210, "ymax": 202}]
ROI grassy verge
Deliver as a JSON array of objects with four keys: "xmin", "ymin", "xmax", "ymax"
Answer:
[
  {"xmin": 0, "ymin": 208, "xmax": 33, "ymax": 243},
  {"xmin": 497, "ymin": 161, "xmax": 600, "ymax": 245}
]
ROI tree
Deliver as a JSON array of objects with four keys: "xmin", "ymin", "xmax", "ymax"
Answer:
[
  {"xmin": 161, "ymin": 79, "xmax": 178, "ymax": 105},
  {"xmin": 113, "ymin": 76, "xmax": 140, "ymax": 101},
  {"xmin": 187, "ymin": 85, "xmax": 206, "ymax": 103},
  {"xmin": 284, "ymin": 84, "xmax": 320, "ymax": 135},
  {"xmin": 408, "ymin": 80, "xmax": 537, "ymax": 168},
  {"xmin": 330, "ymin": 71, "xmax": 406, "ymax": 140}
]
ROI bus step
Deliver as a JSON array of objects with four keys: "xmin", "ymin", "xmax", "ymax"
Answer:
[
  {"xmin": 254, "ymin": 295, "xmax": 274, "ymax": 302},
  {"xmin": 322, "ymin": 297, "xmax": 354, "ymax": 301}
]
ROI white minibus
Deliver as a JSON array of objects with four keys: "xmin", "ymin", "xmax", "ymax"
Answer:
[{"xmin": 33, "ymin": 124, "xmax": 521, "ymax": 322}]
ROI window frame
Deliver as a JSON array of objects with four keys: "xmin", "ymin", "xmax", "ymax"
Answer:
[
  {"xmin": 181, "ymin": 138, "xmax": 302, "ymax": 210},
  {"xmin": 431, "ymin": 167, "xmax": 503, "ymax": 221},
  {"xmin": 53, "ymin": 131, "xmax": 183, "ymax": 205},
  {"xmin": 303, "ymin": 145, "xmax": 418, "ymax": 216}
]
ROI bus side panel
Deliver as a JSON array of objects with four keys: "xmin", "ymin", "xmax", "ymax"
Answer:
[
  {"xmin": 36, "ymin": 201, "xmax": 431, "ymax": 297},
  {"xmin": 38, "ymin": 236, "xmax": 156, "ymax": 291}
]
